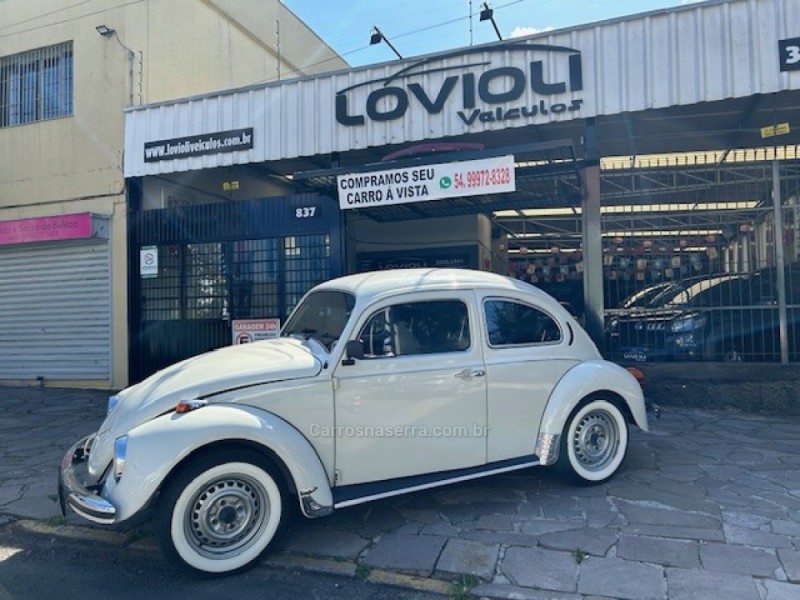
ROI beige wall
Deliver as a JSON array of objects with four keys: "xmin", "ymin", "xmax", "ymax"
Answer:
[{"xmin": 0, "ymin": 0, "xmax": 346, "ymax": 388}]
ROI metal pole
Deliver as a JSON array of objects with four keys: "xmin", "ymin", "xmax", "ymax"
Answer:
[
  {"xmin": 582, "ymin": 119, "xmax": 605, "ymax": 352},
  {"xmin": 772, "ymin": 159, "xmax": 789, "ymax": 363}
]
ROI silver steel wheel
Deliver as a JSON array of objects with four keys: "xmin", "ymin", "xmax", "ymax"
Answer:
[
  {"xmin": 185, "ymin": 475, "xmax": 269, "ymax": 557},
  {"xmin": 570, "ymin": 409, "xmax": 619, "ymax": 473},
  {"xmin": 157, "ymin": 455, "xmax": 285, "ymax": 574},
  {"xmin": 559, "ymin": 399, "xmax": 629, "ymax": 484}
]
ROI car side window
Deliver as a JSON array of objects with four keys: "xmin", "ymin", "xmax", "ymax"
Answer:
[
  {"xmin": 358, "ymin": 300, "xmax": 471, "ymax": 358},
  {"xmin": 484, "ymin": 299, "xmax": 561, "ymax": 346}
]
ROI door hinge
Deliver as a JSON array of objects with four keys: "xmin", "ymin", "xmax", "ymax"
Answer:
[
  {"xmin": 334, "ymin": 469, "xmax": 341, "ymax": 483},
  {"xmin": 332, "ymin": 377, "xmax": 339, "ymax": 391}
]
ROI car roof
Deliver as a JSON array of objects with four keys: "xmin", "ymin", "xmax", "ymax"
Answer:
[{"xmin": 314, "ymin": 268, "xmax": 558, "ymax": 306}]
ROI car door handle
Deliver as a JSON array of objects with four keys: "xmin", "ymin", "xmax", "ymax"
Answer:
[{"xmin": 455, "ymin": 369, "xmax": 485, "ymax": 379}]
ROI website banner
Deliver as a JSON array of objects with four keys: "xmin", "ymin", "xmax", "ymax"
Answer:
[{"xmin": 144, "ymin": 128, "xmax": 254, "ymax": 162}]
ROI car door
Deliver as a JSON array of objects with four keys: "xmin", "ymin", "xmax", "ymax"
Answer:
[
  {"xmin": 478, "ymin": 293, "xmax": 579, "ymax": 462},
  {"xmin": 332, "ymin": 292, "xmax": 487, "ymax": 486}
]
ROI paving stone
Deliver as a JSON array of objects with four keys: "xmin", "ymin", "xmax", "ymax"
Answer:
[
  {"xmin": 519, "ymin": 519, "xmax": 585, "ymax": 537},
  {"xmin": 475, "ymin": 514, "xmax": 514, "ymax": 531},
  {"xmin": 577, "ymin": 556, "xmax": 665, "ymax": 600},
  {"xmin": 615, "ymin": 499, "xmax": 722, "ymax": 529},
  {"xmin": 435, "ymin": 538, "xmax": 499, "ymax": 580},
  {"xmin": 471, "ymin": 583, "xmax": 582, "ymax": 600},
  {"xmin": 282, "ymin": 528, "xmax": 370, "ymax": 560},
  {"xmin": 699, "ymin": 542, "xmax": 781, "ymax": 577},
  {"xmin": 0, "ymin": 484, "xmax": 23, "ymax": 506},
  {"xmin": 460, "ymin": 529, "xmax": 540, "ymax": 548},
  {"xmin": 538, "ymin": 528, "xmax": 617, "ymax": 558},
  {"xmin": 778, "ymin": 548, "xmax": 800, "ymax": 582},
  {"xmin": 610, "ymin": 481, "xmax": 724, "ymax": 515},
  {"xmin": 419, "ymin": 520, "xmax": 459, "ymax": 537},
  {"xmin": 398, "ymin": 508, "xmax": 440, "ymax": 524},
  {"xmin": 359, "ymin": 504, "xmax": 406, "ymax": 536},
  {"xmin": 501, "ymin": 546, "xmax": 579, "ymax": 593},
  {"xmin": 758, "ymin": 580, "xmax": 800, "ymax": 600},
  {"xmin": 723, "ymin": 524, "xmax": 793, "ymax": 549},
  {"xmin": 617, "ymin": 534, "xmax": 700, "ymax": 568},
  {"xmin": 722, "ymin": 510, "xmax": 773, "ymax": 530},
  {"xmin": 362, "ymin": 533, "xmax": 447, "ymax": 576},
  {"xmin": 772, "ymin": 519, "xmax": 800, "ymax": 537}
]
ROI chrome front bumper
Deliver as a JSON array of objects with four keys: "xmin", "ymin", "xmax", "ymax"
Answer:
[{"xmin": 58, "ymin": 434, "xmax": 116, "ymax": 525}]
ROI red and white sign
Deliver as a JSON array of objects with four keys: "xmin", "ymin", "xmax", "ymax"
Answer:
[
  {"xmin": 337, "ymin": 155, "xmax": 516, "ymax": 210},
  {"xmin": 0, "ymin": 213, "xmax": 93, "ymax": 246},
  {"xmin": 232, "ymin": 319, "xmax": 281, "ymax": 345}
]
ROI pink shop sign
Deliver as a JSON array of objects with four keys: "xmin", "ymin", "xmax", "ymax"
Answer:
[{"xmin": 0, "ymin": 213, "xmax": 93, "ymax": 246}]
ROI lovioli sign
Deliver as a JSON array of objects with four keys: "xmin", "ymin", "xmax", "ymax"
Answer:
[{"xmin": 336, "ymin": 43, "xmax": 583, "ymax": 128}]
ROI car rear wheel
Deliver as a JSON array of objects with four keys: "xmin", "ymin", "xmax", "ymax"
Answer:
[
  {"xmin": 556, "ymin": 399, "xmax": 629, "ymax": 484},
  {"xmin": 155, "ymin": 449, "xmax": 286, "ymax": 575}
]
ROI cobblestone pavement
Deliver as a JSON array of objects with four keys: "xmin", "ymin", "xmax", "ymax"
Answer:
[{"xmin": 1, "ymin": 385, "xmax": 799, "ymax": 599}]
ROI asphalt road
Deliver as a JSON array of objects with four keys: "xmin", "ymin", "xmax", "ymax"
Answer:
[{"xmin": 0, "ymin": 524, "xmax": 440, "ymax": 600}]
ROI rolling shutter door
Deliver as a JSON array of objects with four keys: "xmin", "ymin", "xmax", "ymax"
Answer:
[{"xmin": 0, "ymin": 240, "xmax": 111, "ymax": 380}]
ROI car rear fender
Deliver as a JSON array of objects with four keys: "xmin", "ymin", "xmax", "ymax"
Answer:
[
  {"xmin": 107, "ymin": 404, "xmax": 333, "ymax": 522},
  {"xmin": 535, "ymin": 360, "xmax": 648, "ymax": 464}
]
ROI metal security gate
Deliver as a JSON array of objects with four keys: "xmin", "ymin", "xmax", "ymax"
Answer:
[
  {"xmin": 602, "ymin": 147, "xmax": 800, "ymax": 363},
  {"xmin": 128, "ymin": 193, "xmax": 344, "ymax": 383},
  {"xmin": 0, "ymin": 239, "xmax": 111, "ymax": 380}
]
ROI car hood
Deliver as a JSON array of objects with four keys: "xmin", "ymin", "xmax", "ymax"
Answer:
[{"xmin": 87, "ymin": 338, "xmax": 324, "ymax": 477}]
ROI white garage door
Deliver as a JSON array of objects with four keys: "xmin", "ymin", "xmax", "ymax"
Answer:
[{"xmin": 0, "ymin": 240, "xmax": 111, "ymax": 380}]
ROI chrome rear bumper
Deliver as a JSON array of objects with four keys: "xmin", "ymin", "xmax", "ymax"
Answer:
[{"xmin": 58, "ymin": 434, "xmax": 116, "ymax": 525}]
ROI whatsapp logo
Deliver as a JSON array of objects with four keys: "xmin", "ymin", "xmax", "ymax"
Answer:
[{"xmin": 439, "ymin": 176, "xmax": 452, "ymax": 189}]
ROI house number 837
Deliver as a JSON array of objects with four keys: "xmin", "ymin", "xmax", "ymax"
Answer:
[{"xmin": 295, "ymin": 207, "xmax": 317, "ymax": 218}]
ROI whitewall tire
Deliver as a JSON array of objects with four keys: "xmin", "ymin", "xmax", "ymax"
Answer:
[
  {"xmin": 557, "ymin": 399, "xmax": 629, "ymax": 484},
  {"xmin": 155, "ymin": 450, "xmax": 286, "ymax": 575}
]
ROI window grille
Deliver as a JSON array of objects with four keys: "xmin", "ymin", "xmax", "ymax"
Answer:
[{"xmin": 0, "ymin": 41, "xmax": 73, "ymax": 128}]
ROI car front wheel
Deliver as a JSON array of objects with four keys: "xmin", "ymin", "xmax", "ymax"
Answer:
[
  {"xmin": 556, "ymin": 399, "xmax": 629, "ymax": 484},
  {"xmin": 155, "ymin": 449, "xmax": 286, "ymax": 575}
]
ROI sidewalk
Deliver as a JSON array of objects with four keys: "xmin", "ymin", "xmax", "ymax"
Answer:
[{"xmin": 1, "ymin": 384, "xmax": 800, "ymax": 599}]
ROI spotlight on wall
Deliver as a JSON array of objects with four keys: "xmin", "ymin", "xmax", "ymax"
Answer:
[
  {"xmin": 96, "ymin": 24, "xmax": 116, "ymax": 37},
  {"xmin": 369, "ymin": 26, "xmax": 403, "ymax": 59},
  {"xmin": 479, "ymin": 2, "xmax": 502, "ymax": 40}
]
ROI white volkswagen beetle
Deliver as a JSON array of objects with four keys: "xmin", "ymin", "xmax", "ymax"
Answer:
[{"xmin": 59, "ymin": 268, "xmax": 647, "ymax": 575}]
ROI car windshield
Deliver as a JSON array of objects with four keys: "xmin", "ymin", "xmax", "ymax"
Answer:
[
  {"xmin": 662, "ymin": 275, "xmax": 742, "ymax": 307},
  {"xmin": 281, "ymin": 290, "xmax": 356, "ymax": 352}
]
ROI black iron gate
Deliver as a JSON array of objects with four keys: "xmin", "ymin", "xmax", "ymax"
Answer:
[{"xmin": 128, "ymin": 191, "xmax": 344, "ymax": 383}]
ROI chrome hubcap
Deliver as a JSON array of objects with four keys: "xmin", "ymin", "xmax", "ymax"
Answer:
[
  {"xmin": 572, "ymin": 410, "xmax": 619, "ymax": 471},
  {"xmin": 186, "ymin": 476, "xmax": 270, "ymax": 555}
]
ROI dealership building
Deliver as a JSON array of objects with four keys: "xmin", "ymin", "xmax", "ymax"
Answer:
[
  {"xmin": 119, "ymin": 0, "xmax": 800, "ymax": 382},
  {"xmin": 4, "ymin": 0, "xmax": 796, "ymax": 387}
]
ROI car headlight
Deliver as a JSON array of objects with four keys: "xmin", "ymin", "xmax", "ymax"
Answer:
[
  {"xmin": 107, "ymin": 394, "xmax": 120, "ymax": 416},
  {"xmin": 670, "ymin": 314, "xmax": 706, "ymax": 333},
  {"xmin": 113, "ymin": 435, "xmax": 128, "ymax": 480}
]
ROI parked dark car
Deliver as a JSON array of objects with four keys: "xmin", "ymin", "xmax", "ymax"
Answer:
[{"xmin": 606, "ymin": 267, "xmax": 800, "ymax": 362}]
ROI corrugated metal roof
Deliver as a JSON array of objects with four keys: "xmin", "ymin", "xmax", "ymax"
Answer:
[{"xmin": 124, "ymin": 0, "xmax": 800, "ymax": 177}]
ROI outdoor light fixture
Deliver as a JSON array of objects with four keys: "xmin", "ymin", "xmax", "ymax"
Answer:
[
  {"xmin": 95, "ymin": 24, "xmax": 136, "ymax": 106},
  {"xmin": 480, "ymin": 2, "xmax": 502, "ymax": 40},
  {"xmin": 369, "ymin": 26, "xmax": 403, "ymax": 59}
]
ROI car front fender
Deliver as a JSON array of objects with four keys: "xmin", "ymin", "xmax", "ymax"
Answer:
[
  {"xmin": 535, "ymin": 360, "xmax": 648, "ymax": 464},
  {"xmin": 104, "ymin": 404, "xmax": 333, "ymax": 522}
]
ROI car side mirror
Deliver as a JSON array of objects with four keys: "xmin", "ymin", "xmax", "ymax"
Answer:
[{"xmin": 342, "ymin": 340, "xmax": 364, "ymax": 366}]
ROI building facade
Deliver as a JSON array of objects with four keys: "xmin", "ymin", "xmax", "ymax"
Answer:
[
  {"xmin": 121, "ymin": 0, "xmax": 800, "ymax": 381},
  {"xmin": 0, "ymin": 0, "xmax": 346, "ymax": 387}
]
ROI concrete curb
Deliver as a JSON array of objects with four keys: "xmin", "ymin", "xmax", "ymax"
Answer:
[{"xmin": 9, "ymin": 520, "xmax": 455, "ymax": 597}]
